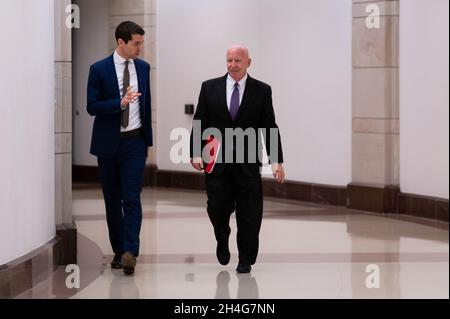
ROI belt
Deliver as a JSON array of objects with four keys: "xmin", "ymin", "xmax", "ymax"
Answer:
[{"xmin": 120, "ymin": 128, "xmax": 142, "ymax": 138}]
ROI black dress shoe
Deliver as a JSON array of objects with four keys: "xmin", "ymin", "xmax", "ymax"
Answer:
[
  {"xmin": 236, "ymin": 263, "xmax": 252, "ymax": 273},
  {"xmin": 111, "ymin": 253, "xmax": 123, "ymax": 269},
  {"xmin": 216, "ymin": 242, "xmax": 230, "ymax": 265}
]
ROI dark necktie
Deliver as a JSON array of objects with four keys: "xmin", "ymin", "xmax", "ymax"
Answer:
[
  {"xmin": 121, "ymin": 60, "xmax": 130, "ymax": 128},
  {"xmin": 230, "ymin": 82, "xmax": 240, "ymax": 121}
]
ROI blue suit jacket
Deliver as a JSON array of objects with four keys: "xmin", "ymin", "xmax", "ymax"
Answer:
[{"xmin": 87, "ymin": 54, "xmax": 153, "ymax": 158}]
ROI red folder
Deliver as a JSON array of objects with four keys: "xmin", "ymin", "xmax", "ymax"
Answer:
[{"xmin": 204, "ymin": 136, "xmax": 221, "ymax": 174}]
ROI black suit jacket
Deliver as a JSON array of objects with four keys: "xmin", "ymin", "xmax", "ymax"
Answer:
[{"xmin": 190, "ymin": 74, "xmax": 283, "ymax": 176}]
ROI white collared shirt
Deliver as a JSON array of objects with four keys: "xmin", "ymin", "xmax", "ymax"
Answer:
[
  {"xmin": 226, "ymin": 73, "xmax": 248, "ymax": 111},
  {"xmin": 113, "ymin": 50, "xmax": 142, "ymax": 132}
]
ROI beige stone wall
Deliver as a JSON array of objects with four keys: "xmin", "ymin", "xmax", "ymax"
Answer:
[
  {"xmin": 352, "ymin": 0, "xmax": 400, "ymax": 187},
  {"xmin": 55, "ymin": 0, "xmax": 73, "ymax": 224}
]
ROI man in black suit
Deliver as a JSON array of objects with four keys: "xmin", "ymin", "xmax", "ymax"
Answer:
[{"xmin": 190, "ymin": 45, "xmax": 285, "ymax": 273}]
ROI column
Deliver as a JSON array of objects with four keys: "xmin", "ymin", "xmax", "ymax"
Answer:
[
  {"xmin": 55, "ymin": 0, "xmax": 76, "ymax": 264},
  {"xmin": 349, "ymin": 0, "xmax": 400, "ymax": 213}
]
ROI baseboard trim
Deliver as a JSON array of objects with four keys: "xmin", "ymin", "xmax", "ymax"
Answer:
[
  {"xmin": 73, "ymin": 164, "xmax": 158, "ymax": 187},
  {"xmin": 0, "ymin": 237, "xmax": 60, "ymax": 298},
  {"xmin": 55, "ymin": 223, "xmax": 78, "ymax": 265},
  {"xmin": 348, "ymin": 183, "xmax": 400, "ymax": 213},
  {"xmin": 156, "ymin": 169, "xmax": 206, "ymax": 190},
  {"xmin": 72, "ymin": 165, "xmax": 100, "ymax": 184},
  {"xmin": 398, "ymin": 192, "xmax": 449, "ymax": 222}
]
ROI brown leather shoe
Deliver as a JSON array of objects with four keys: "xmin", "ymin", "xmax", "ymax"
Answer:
[{"xmin": 121, "ymin": 251, "xmax": 137, "ymax": 275}]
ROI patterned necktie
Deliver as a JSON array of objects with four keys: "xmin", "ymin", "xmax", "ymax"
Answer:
[
  {"xmin": 121, "ymin": 60, "xmax": 130, "ymax": 128},
  {"xmin": 229, "ymin": 82, "xmax": 240, "ymax": 121}
]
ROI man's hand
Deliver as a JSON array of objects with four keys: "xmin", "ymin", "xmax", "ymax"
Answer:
[
  {"xmin": 272, "ymin": 163, "xmax": 285, "ymax": 184},
  {"xmin": 121, "ymin": 86, "xmax": 142, "ymax": 108},
  {"xmin": 191, "ymin": 157, "xmax": 204, "ymax": 171}
]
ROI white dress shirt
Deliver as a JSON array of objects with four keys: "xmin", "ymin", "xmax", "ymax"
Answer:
[
  {"xmin": 226, "ymin": 73, "xmax": 248, "ymax": 111},
  {"xmin": 113, "ymin": 50, "xmax": 142, "ymax": 132}
]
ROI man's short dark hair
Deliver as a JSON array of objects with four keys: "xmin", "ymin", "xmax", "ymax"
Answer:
[{"xmin": 115, "ymin": 21, "xmax": 145, "ymax": 44}]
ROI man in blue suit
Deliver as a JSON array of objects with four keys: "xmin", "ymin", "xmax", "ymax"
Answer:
[{"xmin": 87, "ymin": 21, "xmax": 152, "ymax": 275}]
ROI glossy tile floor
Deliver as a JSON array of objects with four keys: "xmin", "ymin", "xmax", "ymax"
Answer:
[{"xmin": 18, "ymin": 185, "xmax": 449, "ymax": 299}]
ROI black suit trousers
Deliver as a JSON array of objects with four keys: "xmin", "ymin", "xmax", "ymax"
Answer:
[{"xmin": 205, "ymin": 164, "xmax": 263, "ymax": 265}]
